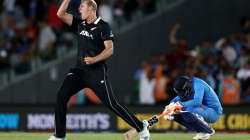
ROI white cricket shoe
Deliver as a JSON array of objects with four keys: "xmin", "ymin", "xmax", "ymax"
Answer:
[
  {"xmin": 138, "ymin": 120, "xmax": 150, "ymax": 140},
  {"xmin": 193, "ymin": 128, "xmax": 215, "ymax": 140},
  {"xmin": 193, "ymin": 133, "xmax": 203, "ymax": 140},
  {"xmin": 48, "ymin": 135, "xmax": 66, "ymax": 140}
]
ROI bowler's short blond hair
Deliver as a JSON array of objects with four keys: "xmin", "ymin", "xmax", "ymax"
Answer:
[{"xmin": 81, "ymin": 0, "xmax": 97, "ymax": 11}]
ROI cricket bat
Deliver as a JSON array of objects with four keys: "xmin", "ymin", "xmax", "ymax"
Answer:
[{"xmin": 123, "ymin": 103, "xmax": 181, "ymax": 140}]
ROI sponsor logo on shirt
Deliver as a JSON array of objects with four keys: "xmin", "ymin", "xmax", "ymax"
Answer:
[{"xmin": 80, "ymin": 30, "xmax": 94, "ymax": 39}]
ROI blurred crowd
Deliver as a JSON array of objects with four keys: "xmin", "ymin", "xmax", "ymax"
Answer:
[
  {"xmin": 0, "ymin": 0, "xmax": 158, "ymax": 84},
  {"xmin": 134, "ymin": 18, "xmax": 250, "ymax": 105},
  {"xmin": 0, "ymin": 0, "xmax": 74, "ymax": 79},
  {"xmin": 95, "ymin": 0, "xmax": 157, "ymax": 28}
]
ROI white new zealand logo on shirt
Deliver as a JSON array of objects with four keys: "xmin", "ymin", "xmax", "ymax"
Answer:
[{"xmin": 80, "ymin": 30, "xmax": 93, "ymax": 39}]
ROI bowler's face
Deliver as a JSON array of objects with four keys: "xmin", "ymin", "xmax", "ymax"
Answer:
[{"xmin": 79, "ymin": 2, "xmax": 90, "ymax": 19}]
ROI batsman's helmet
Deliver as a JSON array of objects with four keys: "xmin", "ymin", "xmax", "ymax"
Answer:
[{"xmin": 173, "ymin": 76, "xmax": 193, "ymax": 99}]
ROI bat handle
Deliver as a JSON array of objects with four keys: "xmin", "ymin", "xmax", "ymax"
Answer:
[
  {"xmin": 147, "ymin": 111, "xmax": 169, "ymax": 126},
  {"xmin": 147, "ymin": 115, "xmax": 159, "ymax": 126}
]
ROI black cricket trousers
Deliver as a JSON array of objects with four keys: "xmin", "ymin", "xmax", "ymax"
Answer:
[{"xmin": 55, "ymin": 66, "xmax": 143, "ymax": 138}]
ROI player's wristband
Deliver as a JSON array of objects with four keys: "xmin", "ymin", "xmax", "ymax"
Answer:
[
  {"xmin": 175, "ymin": 102, "xmax": 183, "ymax": 110},
  {"xmin": 175, "ymin": 104, "xmax": 183, "ymax": 110}
]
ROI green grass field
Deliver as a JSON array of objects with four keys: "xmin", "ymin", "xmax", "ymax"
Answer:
[{"xmin": 0, "ymin": 132, "xmax": 249, "ymax": 140}]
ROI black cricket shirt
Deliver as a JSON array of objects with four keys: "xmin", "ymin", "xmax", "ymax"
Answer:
[{"xmin": 70, "ymin": 16, "xmax": 114, "ymax": 68}]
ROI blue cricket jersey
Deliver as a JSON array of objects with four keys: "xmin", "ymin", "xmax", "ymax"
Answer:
[{"xmin": 171, "ymin": 77, "xmax": 223, "ymax": 115}]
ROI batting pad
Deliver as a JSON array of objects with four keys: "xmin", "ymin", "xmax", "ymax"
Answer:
[{"xmin": 173, "ymin": 111, "xmax": 213, "ymax": 133}]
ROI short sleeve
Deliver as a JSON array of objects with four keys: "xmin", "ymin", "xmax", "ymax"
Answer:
[
  {"xmin": 101, "ymin": 23, "xmax": 114, "ymax": 41},
  {"xmin": 69, "ymin": 16, "xmax": 81, "ymax": 32}
]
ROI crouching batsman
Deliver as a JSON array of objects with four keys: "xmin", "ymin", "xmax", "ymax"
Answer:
[
  {"xmin": 123, "ymin": 76, "xmax": 222, "ymax": 140},
  {"xmin": 165, "ymin": 76, "xmax": 223, "ymax": 140}
]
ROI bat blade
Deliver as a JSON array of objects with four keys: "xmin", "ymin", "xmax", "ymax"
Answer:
[
  {"xmin": 122, "ymin": 104, "xmax": 185, "ymax": 140},
  {"xmin": 122, "ymin": 114, "xmax": 162, "ymax": 140},
  {"xmin": 123, "ymin": 128, "xmax": 137, "ymax": 140}
]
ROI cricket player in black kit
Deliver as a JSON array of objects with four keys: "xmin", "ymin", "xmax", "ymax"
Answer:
[{"xmin": 48, "ymin": 0, "xmax": 150, "ymax": 140}]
